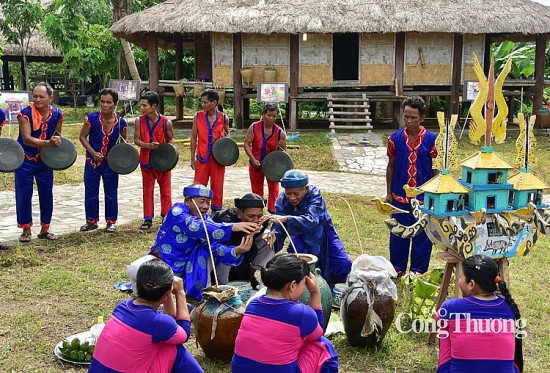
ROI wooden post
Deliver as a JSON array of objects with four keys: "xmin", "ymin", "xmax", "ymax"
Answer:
[
  {"xmin": 2, "ymin": 59, "xmax": 9, "ymax": 90},
  {"xmin": 393, "ymin": 32, "xmax": 405, "ymax": 128},
  {"xmin": 289, "ymin": 34, "xmax": 300, "ymax": 131},
  {"xmin": 451, "ymin": 34, "xmax": 464, "ymax": 115},
  {"xmin": 534, "ymin": 34, "xmax": 546, "ymax": 126},
  {"xmin": 175, "ymin": 34, "xmax": 184, "ymax": 121},
  {"xmin": 233, "ymin": 33, "xmax": 243, "ymax": 129},
  {"xmin": 148, "ymin": 34, "xmax": 160, "ymax": 93}
]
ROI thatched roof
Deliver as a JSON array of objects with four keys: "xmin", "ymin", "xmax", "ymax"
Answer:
[
  {"xmin": 0, "ymin": 1, "xmax": 60, "ymax": 59},
  {"xmin": 111, "ymin": 0, "xmax": 550, "ymax": 49}
]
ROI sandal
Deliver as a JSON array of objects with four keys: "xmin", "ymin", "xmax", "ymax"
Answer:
[
  {"xmin": 37, "ymin": 231, "xmax": 58, "ymax": 240},
  {"xmin": 105, "ymin": 224, "xmax": 116, "ymax": 233},
  {"xmin": 140, "ymin": 220, "xmax": 153, "ymax": 230},
  {"xmin": 19, "ymin": 232, "xmax": 31, "ymax": 243},
  {"xmin": 80, "ymin": 222, "xmax": 98, "ymax": 232}
]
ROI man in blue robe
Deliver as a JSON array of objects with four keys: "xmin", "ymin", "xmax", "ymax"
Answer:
[
  {"xmin": 269, "ymin": 170, "xmax": 352, "ymax": 285},
  {"xmin": 149, "ymin": 184, "xmax": 257, "ymax": 300}
]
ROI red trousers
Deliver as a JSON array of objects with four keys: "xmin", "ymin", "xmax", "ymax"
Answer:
[
  {"xmin": 194, "ymin": 157, "xmax": 225, "ymax": 210},
  {"xmin": 249, "ymin": 164, "xmax": 279, "ymax": 213},
  {"xmin": 141, "ymin": 167, "xmax": 172, "ymax": 220}
]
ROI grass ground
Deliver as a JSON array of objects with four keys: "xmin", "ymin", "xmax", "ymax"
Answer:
[
  {"xmin": 0, "ymin": 196, "xmax": 548, "ymax": 372},
  {"xmin": 1, "ymin": 111, "xmax": 549, "ymax": 371}
]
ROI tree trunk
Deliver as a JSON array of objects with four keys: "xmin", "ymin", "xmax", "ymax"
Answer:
[{"xmin": 121, "ymin": 39, "xmax": 140, "ymax": 81}]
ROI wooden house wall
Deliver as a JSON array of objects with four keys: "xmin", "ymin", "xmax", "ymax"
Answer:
[
  {"xmin": 462, "ymin": 34, "xmax": 485, "ymax": 81},
  {"xmin": 241, "ymin": 33, "xmax": 289, "ymax": 86},
  {"xmin": 405, "ymin": 33, "xmax": 453, "ymax": 85},
  {"xmin": 359, "ymin": 33, "xmax": 395, "ymax": 85},
  {"xmin": 212, "ymin": 33, "xmax": 234, "ymax": 87},
  {"xmin": 299, "ymin": 33, "xmax": 332, "ymax": 85}
]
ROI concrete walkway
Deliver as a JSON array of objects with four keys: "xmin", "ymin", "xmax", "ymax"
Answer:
[{"xmin": 0, "ymin": 132, "xmax": 387, "ymax": 245}]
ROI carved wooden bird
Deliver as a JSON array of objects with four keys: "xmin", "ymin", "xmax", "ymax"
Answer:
[
  {"xmin": 469, "ymin": 208, "xmax": 487, "ymax": 225},
  {"xmin": 403, "ymin": 184, "xmax": 424, "ymax": 198},
  {"xmin": 372, "ymin": 198, "xmax": 409, "ymax": 216}
]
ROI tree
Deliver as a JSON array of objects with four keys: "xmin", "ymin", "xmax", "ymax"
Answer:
[
  {"xmin": 111, "ymin": 0, "xmax": 140, "ymax": 80},
  {"xmin": 0, "ymin": 0, "xmax": 44, "ymax": 90},
  {"xmin": 43, "ymin": 0, "xmax": 116, "ymax": 111}
]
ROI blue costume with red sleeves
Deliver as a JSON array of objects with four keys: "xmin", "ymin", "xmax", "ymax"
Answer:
[
  {"xmin": 248, "ymin": 120, "xmax": 283, "ymax": 213},
  {"xmin": 149, "ymin": 202, "xmax": 242, "ymax": 301},
  {"xmin": 387, "ymin": 126, "xmax": 437, "ymax": 274},
  {"xmin": 83, "ymin": 112, "xmax": 127, "ymax": 225},
  {"xmin": 194, "ymin": 111, "xmax": 227, "ymax": 211},
  {"xmin": 139, "ymin": 113, "xmax": 172, "ymax": 220},
  {"xmin": 272, "ymin": 185, "xmax": 352, "ymax": 284},
  {"xmin": 15, "ymin": 105, "xmax": 63, "ymax": 229}
]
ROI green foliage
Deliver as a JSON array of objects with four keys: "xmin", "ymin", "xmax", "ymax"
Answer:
[
  {"xmin": 0, "ymin": 0, "xmax": 44, "ymax": 88},
  {"xmin": 491, "ymin": 40, "xmax": 545, "ymax": 79}
]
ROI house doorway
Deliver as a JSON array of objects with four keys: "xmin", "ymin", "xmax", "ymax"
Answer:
[{"xmin": 333, "ymin": 33, "xmax": 359, "ymax": 81}]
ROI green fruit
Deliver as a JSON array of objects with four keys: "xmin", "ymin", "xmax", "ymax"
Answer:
[
  {"xmin": 78, "ymin": 351, "xmax": 86, "ymax": 362},
  {"xmin": 85, "ymin": 353, "xmax": 92, "ymax": 362},
  {"xmin": 87, "ymin": 345, "xmax": 95, "ymax": 355},
  {"xmin": 62, "ymin": 340, "xmax": 71, "ymax": 350},
  {"xmin": 70, "ymin": 350, "xmax": 79, "ymax": 361},
  {"xmin": 70, "ymin": 338, "xmax": 81, "ymax": 350},
  {"xmin": 80, "ymin": 341, "xmax": 89, "ymax": 351}
]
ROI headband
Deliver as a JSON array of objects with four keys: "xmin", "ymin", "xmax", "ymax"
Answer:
[
  {"xmin": 183, "ymin": 185, "xmax": 213, "ymax": 199},
  {"xmin": 280, "ymin": 170, "xmax": 309, "ymax": 188},
  {"xmin": 235, "ymin": 193, "xmax": 266, "ymax": 209}
]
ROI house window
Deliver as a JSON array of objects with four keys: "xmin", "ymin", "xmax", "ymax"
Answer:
[
  {"xmin": 446, "ymin": 200, "xmax": 455, "ymax": 212},
  {"xmin": 466, "ymin": 172, "xmax": 472, "ymax": 183},
  {"xmin": 488, "ymin": 173, "xmax": 497, "ymax": 184},
  {"xmin": 458, "ymin": 196, "xmax": 465, "ymax": 211},
  {"xmin": 429, "ymin": 198, "xmax": 434, "ymax": 210},
  {"xmin": 464, "ymin": 194, "xmax": 470, "ymax": 208},
  {"xmin": 528, "ymin": 192, "xmax": 536, "ymax": 203},
  {"xmin": 487, "ymin": 196, "xmax": 496, "ymax": 209},
  {"xmin": 508, "ymin": 191, "xmax": 515, "ymax": 205}
]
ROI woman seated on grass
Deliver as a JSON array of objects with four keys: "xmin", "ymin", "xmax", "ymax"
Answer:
[
  {"xmin": 232, "ymin": 254, "xmax": 338, "ymax": 372},
  {"xmin": 437, "ymin": 254, "xmax": 523, "ymax": 373},
  {"xmin": 89, "ymin": 259, "xmax": 203, "ymax": 373}
]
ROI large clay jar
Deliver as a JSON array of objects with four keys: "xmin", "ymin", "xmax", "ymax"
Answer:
[
  {"xmin": 297, "ymin": 253, "xmax": 333, "ymax": 331},
  {"xmin": 194, "ymin": 286, "xmax": 246, "ymax": 361},
  {"xmin": 340, "ymin": 285, "xmax": 395, "ymax": 347}
]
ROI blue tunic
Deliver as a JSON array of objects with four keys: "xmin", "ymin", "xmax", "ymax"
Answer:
[
  {"xmin": 149, "ymin": 202, "xmax": 241, "ymax": 300},
  {"xmin": 272, "ymin": 185, "xmax": 352, "ymax": 284}
]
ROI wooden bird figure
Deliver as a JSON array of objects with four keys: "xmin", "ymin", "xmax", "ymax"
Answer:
[
  {"xmin": 469, "ymin": 208, "xmax": 487, "ymax": 225},
  {"xmin": 403, "ymin": 184, "xmax": 424, "ymax": 198},
  {"xmin": 373, "ymin": 198, "xmax": 409, "ymax": 216}
]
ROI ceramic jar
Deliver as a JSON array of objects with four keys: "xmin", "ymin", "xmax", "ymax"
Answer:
[
  {"xmin": 297, "ymin": 253, "xmax": 333, "ymax": 331},
  {"xmin": 340, "ymin": 285, "xmax": 395, "ymax": 347}
]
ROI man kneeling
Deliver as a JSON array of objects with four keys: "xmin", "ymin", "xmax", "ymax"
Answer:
[{"xmin": 213, "ymin": 193, "xmax": 275, "ymax": 289}]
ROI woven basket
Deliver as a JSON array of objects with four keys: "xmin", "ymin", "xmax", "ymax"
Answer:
[
  {"xmin": 216, "ymin": 89, "xmax": 226, "ymax": 106},
  {"xmin": 263, "ymin": 68, "xmax": 277, "ymax": 82},
  {"xmin": 240, "ymin": 67, "xmax": 253, "ymax": 85},
  {"xmin": 193, "ymin": 82, "xmax": 206, "ymax": 98},
  {"xmin": 172, "ymin": 84, "xmax": 185, "ymax": 97}
]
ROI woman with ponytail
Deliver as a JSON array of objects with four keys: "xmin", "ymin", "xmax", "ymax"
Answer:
[
  {"xmin": 437, "ymin": 254, "xmax": 523, "ymax": 373},
  {"xmin": 232, "ymin": 254, "xmax": 339, "ymax": 372}
]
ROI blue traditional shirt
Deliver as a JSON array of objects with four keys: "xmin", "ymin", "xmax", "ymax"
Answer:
[
  {"xmin": 149, "ymin": 202, "xmax": 241, "ymax": 300},
  {"xmin": 272, "ymin": 186, "xmax": 351, "ymax": 284}
]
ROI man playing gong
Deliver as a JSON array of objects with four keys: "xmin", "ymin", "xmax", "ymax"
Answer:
[
  {"xmin": 134, "ymin": 91, "xmax": 174, "ymax": 230},
  {"xmin": 244, "ymin": 103, "xmax": 287, "ymax": 213},
  {"xmin": 79, "ymin": 88, "xmax": 128, "ymax": 233},
  {"xmin": 190, "ymin": 89, "xmax": 229, "ymax": 212},
  {"xmin": 15, "ymin": 82, "xmax": 63, "ymax": 242}
]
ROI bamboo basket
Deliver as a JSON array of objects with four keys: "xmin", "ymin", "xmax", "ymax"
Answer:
[
  {"xmin": 216, "ymin": 89, "xmax": 226, "ymax": 106},
  {"xmin": 172, "ymin": 84, "xmax": 185, "ymax": 97},
  {"xmin": 240, "ymin": 67, "xmax": 253, "ymax": 85},
  {"xmin": 193, "ymin": 82, "xmax": 206, "ymax": 98},
  {"xmin": 263, "ymin": 68, "xmax": 277, "ymax": 82}
]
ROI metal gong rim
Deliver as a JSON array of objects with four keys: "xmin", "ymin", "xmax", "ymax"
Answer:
[
  {"xmin": 107, "ymin": 142, "xmax": 139, "ymax": 175},
  {"xmin": 40, "ymin": 137, "xmax": 77, "ymax": 171},
  {"xmin": 0, "ymin": 138, "xmax": 25, "ymax": 172},
  {"xmin": 151, "ymin": 143, "xmax": 179, "ymax": 172},
  {"xmin": 212, "ymin": 137, "xmax": 239, "ymax": 166},
  {"xmin": 262, "ymin": 151, "xmax": 294, "ymax": 182}
]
